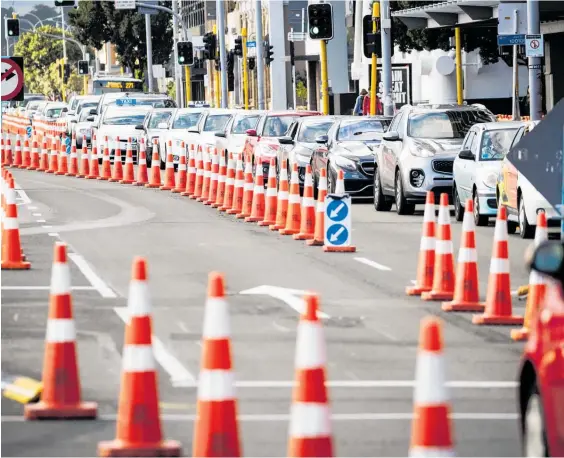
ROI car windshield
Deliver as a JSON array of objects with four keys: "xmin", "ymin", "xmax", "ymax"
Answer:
[
  {"xmin": 480, "ymin": 128, "xmax": 518, "ymax": 161},
  {"xmin": 77, "ymin": 102, "xmax": 98, "ymax": 114},
  {"xmin": 79, "ymin": 110, "xmax": 92, "ymax": 122},
  {"xmin": 173, "ymin": 113, "xmax": 201, "ymax": 129},
  {"xmin": 231, "ymin": 115, "xmax": 260, "ymax": 134},
  {"xmin": 148, "ymin": 112, "xmax": 172, "ymax": 128},
  {"xmin": 27, "ymin": 102, "xmax": 40, "ymax": 111},
  {"xmin": 45, "ymin": 108, "xmax": 64, "ymax": 118},
  {"xmin": 203, "ymin": 115, "xmax": 232, "ymax": 132},
  {"xmin": 298, "ymin": 121, "xmax": 334, "ymax": 142},
  {"xmin": 408, "ymin": 110, "xmax": 494, "ymax": 139},
  {"xmin": 337, "ymin": 119, "xmax": 388, "ymax": 141},
  {"xmin": 263, "ymin": 116, "xmax": 296, "ymax": 137},
  {"xmin": 70, "ymin": 99, "xmax": 80, "ymax": 111},
  {"xmin": 103, "ymin": 113, "xmax": 147, "ymax": 126}
]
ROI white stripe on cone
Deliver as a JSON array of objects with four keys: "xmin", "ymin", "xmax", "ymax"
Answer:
[
  {"xmin": 197, "ymin": 370, "xmax": 236, "ymax": 401},
  {"xmin": 122, "ymin": 344, "xmax": 156, "ymax": 372},
  {"xmin": 46, "ymin": 319, "xmax": 76, "ymax": 343},
  {"xmin": 289, "ymin": 403, "xmax": 331, "ymax": 437},
  {"xmin": 295, "ymin": 321, "xmax": 326, "ymax": 369},
  {"xmin": 414, "ymin": 352, "xmax": 448, "ymax": 404},
  {"xmin": 50, "ymin": 263, "xmax": 71, "ymax": 295},
  {"xmin": 202, "ymin": 297, "xmax": 231, "ymax": 338}
]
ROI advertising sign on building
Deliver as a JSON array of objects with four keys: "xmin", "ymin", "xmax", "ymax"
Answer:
[{"xmin": 371, "ymin": 63, "xmax": 413, "ymax": 109}]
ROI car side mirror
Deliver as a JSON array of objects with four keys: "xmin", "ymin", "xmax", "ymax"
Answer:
[
  {"xmin": 279, "ymin": 136, "xmax": 294, "ymax": 145},
  {"xmin": 89, "ymin": 108, "xmax": 97, "ymax": 115},
  {"xmin": 86, "ymin": 116, "xmax": 95, "ymax": 122},
  {"xmin": 157, "ymin": 122, "xmax": 168, "ymax": 129},
  {"xmin": 135, "ymin": 124, "xmax": 145, "ymax": 130},
  {"xmin": 382, "ymin": 131, "xmax": 400, "ymax": 141},
  {"xmin": 215, "ymin": 132, "xmax": 226, "ymax": 138},
  {"xmin": 70, "ymin": 119, "xmax": 77, "ymax": 123},
  {"xmin": 458, "ymin": 149, "xmax": 475, "ymax": 160},
  {"xmin": 187, "ymin": 127, "xmax": 199, "ymax": 133},
  {"xmin": 246, "ymin": 128, "xmax": 257, "ymax": 137},
  {"xmin": 315, "ymin": 135, "xmax": 329, "ymax": 144},
  {"xmin": 62, "ymin": 107, "xmax": 68, "ymax": 113},
  {"xmin": 527, "ymin": 240, "xmax": 564, "ymax": 281}
]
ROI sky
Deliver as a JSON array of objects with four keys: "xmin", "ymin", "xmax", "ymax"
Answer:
[{"xmin": 6, "ymin": 1, "xmax": 51, "ymax": 14}]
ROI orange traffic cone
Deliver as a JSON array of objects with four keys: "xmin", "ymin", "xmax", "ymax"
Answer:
[
  {"xmin": 409, "ymin": 317, "xmax": 455, "ymax": 457},
  {"xmin": 87, "ymin": 145, "xmax": 100, "ymax": 180},
  {"xmin": 119, "ymin": 139, "xmax": 135, "ymax": 184},
  {"xmin": 146, "ymin": 141, "xmax": 162, "ymax": 188},
  {"xmin": 28, "ymin": 139, "xmax": 40, "ymax": 170},
  {"xmin": 66, "ymin": 142, "xmax": 79, "ymax": 176},
  {"xmin": 24, "ymin": 242, "xmax": 97, "ymax": 419},
  {"xmin": 421, "ymin": 193, "xmax": 455, "ymax": 301},
  {"xmin": 213, "ymin": 151, "xmax": 227, "ymax": 208},
  {"xmin": 55, "ymin": 137, "xmax": 69, "ymax": 175},
  {"xmin": 206, "ymin": 149, "xmax": 219, "ymax": 205},
  {"xmin": 442, "ymin": 198, "xmax": 483, "ymax": 312},
  {"xmin": 191, "ymin": 148, "xmax": 204, "ymax": 200},
  {"xmin": 173, "ymin": 148, "xmax": 187, "ymax": 193},
  {"xmin": 0, "ymin": 135, "xmax": 5, "ymax": 166},
  {"xmin": 259, "ymin": 157, "xmax": 278, "ymax": 227},
  {"xmin": 38, "ymin": 139, "xmax": 49, "ymax": 172},
  {"xmin": 4, "ymin": 137, "xmax": 13, "ymax": 166},
  {"xmin": 109, "ymin": 138, "xmax": 124, "ymax": 182},
  {"xmin": 219, "ymin": 153, "xmax": 235, "ymax": 211},
  {"xmin": 288, "ymin": 293, "xmax": 333, "ymax": 457},
  {"xmin": 2, "ymin": 177, "xmax": 30, "ymax": 270},
  {"xmin": 294, "ymin": 165, "xmax": 316, "ymax": 240},
  {"xmin": 13, "ymin": 136, "xmax": 22, "ymax": 168},
  {"xmin": 77, "ymin": 141, "xmax": 89, "ymax": 178},
  {"xmin": 226, "ymin": 154, "xmax": 244, "ymax": 215},
  {"xmin": 473, "ymin": 206, "xmax": 523, "ymax": 325},
  {"xmin": 245, "ymin": 166, "xmax": 265, "ymax": 222},
  {"xmin": 334, "ymin": 169, "xmax": 345, "ymax": 195},
  {"xmin": 160, "ymin": 152, "xmax": 176, "ymax": 191},
  {"xmin": 134, "ymin": 139, "xmax": 148, "ymax": 186},
  {"xmin": 270, "ymin": 160, "xmax": 289, "ymax": 231},
  {"xmin": 98, "ymin": 257, "xmax": 181, "ymax": 457},
  {"xmin": 192, "ymin": 272, "xmax": 241, "ymax": 458},
  {"xmin": 181, "ymin": 153, "xmax": 197, "ymax": 197},
  {"xmin": 98, "ymin": 143, "xmax": 112, "ymax": 181},
  {"xmin": 280, "ymin": 163, "xmax": 301, "ymax": 235},
  {"xmin": 511, "ymin": 212, "xmax": 548, "ymax": 340},
  {"xmin": 47, "ymin": 137, "xmax": 58, "ymax": 173},
  {"xmin": 20, "ymin": 139, "xmax": 30, "ymax": 169},
  {"xmin": 236, "ymin": 160, "xmax": 254, "ymax": 218},
  {"xmin": 307, "ymin": 168, "xmax": 327, "ymax": 246},
  {"xmin": 198, "ymin": 150, "xmax": 212, "ymax": 202}
]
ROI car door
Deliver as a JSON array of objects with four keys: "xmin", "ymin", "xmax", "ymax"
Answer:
[
  {"xmin": 381, "ymin": 111, "xmax": 404, "ymax": 193},
  {"xmin": 505, "ymin": 128, "xmax": 524, "ymax": 212},
  {"xmin": 455, "ymin": 130, "xmax": 477, "ymax": 203}
]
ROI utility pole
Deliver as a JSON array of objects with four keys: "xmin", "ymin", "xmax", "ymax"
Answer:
[
  {"xmin": 216, "ymin": 0, "xmax": 228, "ymax": 108},
  {"xmin": 242, "ymin": 27, "xmax": 249, "ymax": 110},
  {"xmin": 145, "ymin": 14, "xmax": 154, "ymax": 93},
  {"xmin": 455, "ymin": 28, "xmax": 463, "ymax": 105},
  {"xmin": 255, "ymin": 0, "xmax": 266, "ymax": 110},
  {"xmin": 213, "ymin": 25, "xmax": 220, "ymax": 108},
  {"xmin": 172, "ymin": 0, "xmax": 183, "ymax": 107},
  {"xmin": 370, "ymin": 2, "xmax": 379, "ymax": 115},
  {"xmin": 82, "ymin": 45, "xmax": 88, "ymax": 95},
  {"xmin": 527, "ymin": 0, "xmax": 542, "ymax": 121},
  {"xmin": 379, "ymin": 0, "xmax": 393, "ymax": 116},
  {"xmin": 320, "ymin": 40, "xmax": 329, "ymax": 115},
  {"xmin": 61, "ymin": 7, "xmax": 67, "ymax": 102},
  {"xmin": 289, "ymin": 31, "xmax": 297, "ymax": 110}
]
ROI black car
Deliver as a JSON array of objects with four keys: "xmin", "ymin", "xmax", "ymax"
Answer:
[{"xmin": 311, "ymin": 116, "xmax": 392, "ymax": 196}]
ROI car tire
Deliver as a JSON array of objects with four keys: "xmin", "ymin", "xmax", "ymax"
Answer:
[
  {"xmin": 508, "ymin": 220, "xmax": 519, "ymax": 234},
  {"xmin": 522, "ymin": 382, "xmax": 549, "ymax": 458},
  {"xmin": 453, "ymin": 185, "xmax": 464, "ymax": 222},
  {"xmin": 519, "ymin": 196, "xmax": 535, "ymax": 239},
  {"xmin": 327, "ymin": 166, "xmax": 336, "ymax": 194},
  {"xmin": 395, "ymin": 170, "xmax": 415, "ymax": 215},
  {"xmin": 473, "ymin": 191, "xmax": 489, "ymax": 226},
  {"xmin": 374, "ymin": 166, "xmax": 392, "ymax": 212},
  {"xmin": 160, "ymin": 154, "xmax": 166, "ymax": 170}
]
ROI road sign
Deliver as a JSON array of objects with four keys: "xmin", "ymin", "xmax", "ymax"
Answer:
[
  {"xmin": 116, "ymin": 98, "xmax": 137, "ymax": 106},
  {"xmin": 138, "ymin": 0, "xmax": 159, "ymax": 14},
  {"xmin": 497, "ymin": 34, "xmax": 525, "ymax": 46},
  {"xmin": 1, "ymin": 56, "xmax": 24, "ymax": 102},
  {"xmin": 246, "ymin": 41, "xmax": 256, "ymax": 48},
  {"xmin": 324, "ymin": 194, "xmax": 355, "ymax": 252},
  {"xmin": 115, "ymin": 0, "xmax": 135, "ymax": 9},
  {"xmin": 26, "ymin": 126, "xmax": 32, "ymax": 139},
  {"xmin": 525, "ymin": 34, "xmax": 544, "ymax": 57},
  {"xmin": 64, "ymin": 137, "xmax": 71, "ymax": 155}
]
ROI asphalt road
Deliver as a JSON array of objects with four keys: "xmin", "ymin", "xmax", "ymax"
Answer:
[{"xmin": 1, "ymin": 157, "xmax": 536, "ymax": 457}]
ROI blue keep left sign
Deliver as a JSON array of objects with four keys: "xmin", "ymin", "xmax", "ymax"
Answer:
[
  {"xmin": 26, "ymin": 126, "xmax": 32, "ymax": 138},
  {"xmin": 326, "ymin": 199, "xmax": 349, "ymax": 222},
  {"xmin": 325, "ymin": 224, "xmax": 348, "ymax": 246},
  {"xmin": 64, "ymin": 136, "xmax": 71, "ymax": 154}
]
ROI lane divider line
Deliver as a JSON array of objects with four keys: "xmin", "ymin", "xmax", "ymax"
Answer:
[
  {"xmin": 68, "ymin": 253, "xmax": 117, "ymax": 299},
  {"xmin": 47, "ymin": 232, "xmax": 59, "ymax": 237},
  {"xmin": 354, "ymin": 257, "xmax": 392, "ymax": 271},
  {"xmin": 1, "ymin": 286, "xmax": 97, "ymax": 291}
]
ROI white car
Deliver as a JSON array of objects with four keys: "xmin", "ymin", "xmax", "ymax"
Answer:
[
  {"xmin": 215, "ymin": 110, "xmax": 263, "ymax": 160},
  {"xmin": 160, "ymin": 108, "xmax": 207, "ymax": 168},
  {"xmin": 453, "ymin": 121, "xmax": 524, "ymax": 226},
  {"xmin": 139, "ymin": 108, "xmax": 176, "ymax": 168},
  {"xmin": 184, "ymin": 109, "xmax": 238, "ymax": 159},
  {"xmin": 73, "ymin": 108, "xmax": 96, "ymax": 148}
]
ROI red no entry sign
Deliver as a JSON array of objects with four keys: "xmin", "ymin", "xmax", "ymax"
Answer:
[{"xmin": 1, "ymin": 57, "xmax": 24, "ymax": 102}]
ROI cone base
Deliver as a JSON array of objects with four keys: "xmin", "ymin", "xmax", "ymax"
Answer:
[
  {"xmin": 236, "ymin": 212, "xmax": 251, "ymax": 219},
  {"xmin": 2, "ymin": 260, "xmax": 31, "ymax": 270},
  {"xmin": 190, "ymin": 195, "xmax": 201, "ymax": 200},
  {"xmin": 306, "ymin": 238, "xmax": 324, "ymax": 246},
  {"xmin": 27, "ymin": 166, "xmax": 37, "ymax": 171},
  {"xmin": 258, "ymin": 219, "xmax": 275, "ymax": 227},
  {"xmin": 245, "ymin": 216, "xmax": 263, "ymax": 222},
  {"xmin": 442, "ymin": 300, "xmax": 485, "ymax": 312},
  {"xmin": 24, "ymin": 401, "xmax": 98, "ymax": 420},
  {"xmin": 133, "ymin": 181, "xmax": 147, "ymax": 186},
  {"xmin": 65, "ymin": 172, "xmax": 77, "ymax": 177},
  {"xmin": 196, "ymin": 197, "xmax": 207, "ymax": 202},
  {"xmin": 269, "ymin": 224, "xmax": 284, "ymax": 231},
  {"xmin": 510, "ymin": 327, "xmax": 529, "ymax": 341},
  {"xmin": 210, "ymin": 202, "xmax": 221, "ymax": 208},
  {"xmin": 294, "ymin": 232, "xmax": 314, "ymax": 240},
  {"xmin": 97, "ymin": 439, "xmax": 182, "ymax": 457},
  {"xmin": 145, "ymin": 183, "xmax": 161, "ymax": 188},
  {"xmin": 108, "ymin": 178, "xmax": 122, "ymax": 183},
  {"xmin": 160, "ymin": 185, "xmax": 174, "ymax": 190},
  {"xmin": 119, "ymin": 179, "xmax": 135, "ymax": 184},
  {"xmin": 279, "ymin": 228, "xmax": 299, "ymax": 235},
  {"xmin": 472, "ymin": 313, "xmax": 524, "ymax": 326},
  {"xmin": 226, "ymin": 208, "xmax": 239, "ymax": 215},
  {"xmin": 203, "ymin": 200, "xmax": 214, "ymax": 206},
  {"xmin": 97, "ymin": 176, "xmax": 110, "ymax": 181},
  {"xmin": 421, "ymin": 290, "xmax": 454, "ymax": 301},
  {"xmin": 55, "ymin": 171, "xmax": 67, "ymax": 176},
  {"xmin": 171, "ymin": 188, "xmax": 183, "ymax": 193},
  {"xmin": 75, "ymin": 174, "xmax": 85, "ymax": 178},
  {"xmin": 323, "ymin": 246, "xmax": 357, "ymax": 252},
  {"xmin": 45, "ymin": 170, "xmax": 55, "ymax": 174},
  {"xmin": 180, "ymin": 191, "xmax": 192, "ymax": 196},
  {"xmin": 86, "ymin": 175, "xmax": 99, "ymax": 180},
  {"xmin": 405, "ymin": 284, "xmax": 432, "ymax": 296}
]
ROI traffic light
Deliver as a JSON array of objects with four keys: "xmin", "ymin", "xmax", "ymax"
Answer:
[
  {"xmin": 6, "ymin": 19, "xmax": 20, "ymax": 37},
  {"xmin": 54, "ymin": 1, "xmax": 77, "ymax": 7},
  {"xmin": 63, "ymin": 63, "xmax": 71, "ymax": 82},
  {"xmin": 203, "ymin": 32, "xmax": 217, "ymax": 60},
  {"xmin": 177, "ymin": 41, "xmax": 194, "ymax": 66},
  {"xmin": 248, "ymin": 57, "xmax": 256, "ymax": 71},
  {"xmin": 77, "ymin": 60, "xmax": 89, "ymax": 75},
  {"xmin": 264, "ymin": 39, "xmax": 274, "ymax": 66},
  {"xmin": 362, "ymin": 15, "xmax": 394, "ymax": 58},
  {"xmin": 214, "ymin": 58, "xmax": 220, "ymax": 72},
  {"xmin": 307, "ymin": 3, "xmax": 333, "ymax": 40},
  {"xmin": 227, "ymin": 51, "xmax": 235, "ymax": 92},
  {"xmin": 234, "ymin": 36, "xmax": 243, "ymax": 57}
]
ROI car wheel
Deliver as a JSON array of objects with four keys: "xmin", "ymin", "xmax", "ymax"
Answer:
[
  {"xmin": 374, "ymin": 166, "xmax": 392, "ymax": 212},
  {"xmin": 395, "ymin": 170, "xmax": 415, "ymax": 215},
  {"xmin": 327, "ymin": 167, "xmax": 336, "ymax": 194},
  {"xmin": 508, "ymin": 220, "xmax": 519, "ymax": 234},
  {"xmin": 523, "ymin": 382, "xmax": 549, "ymax": 457},
  {"xmin": 519, "ymin": 197, "xmax": 535, "ymax": 239},
  {"xmin": 453, "ymin": 185, "xmax": 464, "ymax": 222},
  {"xmin": 473, "ymin": 191, "xmax": 489, "ymax": 226}
]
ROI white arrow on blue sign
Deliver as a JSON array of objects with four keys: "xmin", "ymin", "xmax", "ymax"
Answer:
[
  {"xmin": 64, "ymin": 136, "xmax": 71, "ymax": 154},
  {"xmin": 324, "ymin": 194, "xmax": 353, "ymax": 248},
  {"xmin": 26, "ymin": 126, "xmax": 32, "ymax": 139}
]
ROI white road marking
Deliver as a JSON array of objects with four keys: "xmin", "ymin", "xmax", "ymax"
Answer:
[
  {"xmin": 37, "ymin": 219, "xmax": 46, "ymax": 223},
  {"xmin": 114, "ymin": 306, "xmax": 196, "ymax": 386},
  {"xmin": 27, "ymin": 206, "xmax": 38, "ymax": 210},
  {"xmin": 14, "ymin": 188, "xmax": 31, "ymax": 205},
  {"xmin": 47, "ymin": 233, "xmax": 59, "ymax": 237},
  {"xmin": 354, "ymin": 257, "xmax": 392, "ymax": 271},
  {"xmin": 32, "ymin": 213, "xmax": 41, "ymax": 217},
  {"xmin": 410, "ymin": 280, "xmax": 416, "ymax": 285},
  {"xmin": 240, "ymin": 285, "xmax": 331, "ymax": 319},
  {"xmin": 1, "ymin": 286, "xmax": 97, "ymax": 291},
  {"xmin": 68, "ymin": 253, "xmax": 117, "ymax": 299},
  {"xmin": 42, "ymin": 225, "xmax": 52, "ymax": 229}
]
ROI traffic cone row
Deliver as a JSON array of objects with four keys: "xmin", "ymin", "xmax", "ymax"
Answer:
[{"xmin": 1, "ymin": 171, "xmax": 30, "ymax": 270}]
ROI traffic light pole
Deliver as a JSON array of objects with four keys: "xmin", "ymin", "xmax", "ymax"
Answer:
[
  {"xmin": 380, "ymin": 0, "xmax": 394, "ymax": 116},
  {"xmin": 145, "ymin": 14, "xmax": 154, "ymax": 93},
  {"xmin": 255, "ymin": 0, "xmax": 266, "ymax": 110},
  {"xmin": 216, "ymin": 0, "xmax": 228, "ymax": 108},
  {"xmin": 61, "ymin": 7, "xmax": 67, "ymax": 102},
  {"xmin": 172, "ymin": 0, "xmax": 183, "ymax": 108},
  {"xmin": 213, "ymin": 25, "xmax": 220, "ymax": 108},
  {"xmin": 242, "ymin": 27, "xmax": 249, "ymax": 110},
  {"xmin": 320, "ymin": 39, "xmax": 329, "ymax": 115},
  {"xmin": 370, "ymin": 2, "xmax": 379, "ymax": 116}
]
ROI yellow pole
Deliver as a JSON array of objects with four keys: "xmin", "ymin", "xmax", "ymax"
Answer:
[
  {"xmin": 83, "ymin": 76, "xmax": 88, "ymax": 95},
  {"xmin": 61, "ymin": 59, "xmax": 66, "ymax": 102},
  {"xmin": 242, "ymin": 27, "xmax": 249, "ymax": 110},
  {"xmin": 455, "ymin": 27, "xmax": 463, "ymax": 105},
  {"xmin": 185, "ymin": 65, "xmax": 191, "ymax": 104},
  {"xmin": 370, "ymin": 2, "xmax": 380, "ymax": 115},
  {"xmin": 319, "ymin": 40, "xmax": 329, "ymax": 115}
]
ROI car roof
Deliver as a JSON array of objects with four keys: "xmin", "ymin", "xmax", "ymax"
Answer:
[
  {"xmin": 204, "ymin": 108, "xmax": 239, "ymax": 115},
  {"xmin": 45, "ymin": 102, "xmax": 67, "ymax": 109},
  {"xmin": 265, "ymin": 111, "xmax": 320, "ymax": 117},
  {"xmin": 474, "ymin": 121, "xmax": 527, "ymax": 131},
  {"xmin": 175, "ymin": 107, "xmax": 207, "ymax": 114},
  {"xmin": 104, "ymin": 105, "xmax": 153, "ymax": 116}
]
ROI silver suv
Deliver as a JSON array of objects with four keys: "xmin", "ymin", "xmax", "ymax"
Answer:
[{"xmin": 373, "ymin": 103, "xmax": 496, "ymax": 215}]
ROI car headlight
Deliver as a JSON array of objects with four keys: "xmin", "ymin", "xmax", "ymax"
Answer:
[
  {"xmin": 483, "ymin": 172, "xmax": 497, "ymax": 189},
  {"xmin": 334, "ymin": 156, "xmax": 357, "ymax": 171},
  {"xmin": 409, "ymin": 145, "xmax": 435, "ymax": 158}
]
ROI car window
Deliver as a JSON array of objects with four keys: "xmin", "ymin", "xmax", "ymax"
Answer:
[
  {"xmin": 79, "ymin": 110, "xmax": 92, "ymax": 122},
  {"xmin": 231, "ymin": 115, "xmax": 260, "ymax": 134},
  {"xmin": 173, "ymin": 112, "xmax": 201, "ymax": 129},
  {"xmin": 77, "ymin": 102, "xmax": 98, "ymax": 114},
  {"xmin": 388, "ymin": 112, "xmax": 403, "ymax": 132},
  {"xmin": 203, "ymin": 114, "xmax": 232, "ymax": 132},
  {"xmin": 337, "ymin": 119, "xmax": 387, "ymax": 141},
  {"xmin": 70, "ymin": 99, "xmax": 80, "ymax": 111},
  {"xmin": 148, "ymin": 112, "xmax": 172, "ymax": 129},
  {"xmin": 45, "ymin": 108, "xmax": 64, "ymax": 118},
  {"xmin": 479, "ymin": 128, "xmax": 518, "ymax": 161},
  {"xmin": 298, "ymin": 122, "xmax": 334, "ymax": 142},
  {"xmin": 263, "ymin": 116, "xmax": 296, "ymax": 137},
  {"xmin": 103, "ymin": 113, "xmax": 148, "ymax": 126},
  {"xmin": 407, "ymin": 110, "xmax": 494, "ymax": 139},
  {"xmin": 462, "ymin": 129, "xmax": 476, "ymax": 150}
]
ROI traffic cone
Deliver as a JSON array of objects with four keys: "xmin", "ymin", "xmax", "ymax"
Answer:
[
  {"xmin": 28, "ymin": 139, "xmax": 40, "ymax": 170},
  {"xmin": 307, "ymin": 168, "xmax": 328, "ymax": 246},
  {"xmin": 245, "ymin": 167, "xmax": 265, "ymax": 222},
  {"xmin": 213, "ymin": 151, "xmax": 227, "ymax": 208},
  {"xmin": 225, "ymin": 153, "xmax": 242, "ymax": 214},
  {"xmin": 13, "ymin": 136, "xmax": 22, "ymax": 168},
  {"xmin": 39, "ymin": 138, "xmax": 49, "ymax": 172},
  {"xmin": 181, "ymin": 153, "xmax": 196, "ymax": 197},
  {"xmin": 109, "ymin": 137, "xmax": 123, "ymax": 182},
  {"xmin": 133, "ymin": 139, "xmax": 148, "ymax": 186},
  {"xmin": 87, "ymin": 145, "xmax": 100, "ymax": 180},
  {"xmin": 119, "ymin": 139, "xmax": 135, "ymax": 184},
  {"xmin": 160, "ymin": 152, "xmax": 176, "ymax": 191},
  {"xmin": 421, "ymin": 193, "xmax": 455, "ymax": 301},
  {"xmin": 236, "ymin": 160, "xmax": 254, "ymax": 219},
  {"xmin": 24, "ymin": 243, "xmax": 97, "ymax": 419},
  {"xmin": 259, "ymin": 157, "xmax": 278, "ymax": 227},
  {"xmin": 198, "ymin": 150, "xmax": 212, "ymax": 202},
  {"xmin": 206, "ymin": 149, "xmax": 219, "ymax": 205},
  {"xmin": 190, "ymin": 148, "xmax": 204, "ymax": 200},
  {"xmin": 77, "ymin": 141, "xmax": 90, "ymax": 178},
  {"xmin": 408, "ymin": 317, "xmax": 455, "ymax": 457},
  {"xmin": 0, "ymin": 135, "xmax": 5, "ymax": 166},
  {"xmin": 270, "ymin": 160, "xmax": 289, "ymax": 231},
  {"xmin": 98, "ymin": 144, "xmax": 112, "ymax": 181},
  {"xmin": 442, "ymin": 198, "xmax": 483, "ymax": 312},
  {"xmin": 280, "ymin": 163, "xmax": 301, "ymax": 235},
  {"xmin": 192, "ymin": 272, "xmax": 241, "ymax": 458},
  {"xmin": 66, "ymin": 142, "xmax": 79, "ymax": 176},
  {"xmin": 511, "ymin": 212, "xmax": 548, "ymax": 340},
  {"xmin": 2, "ymin": 177, "xmax": 30, "ymax": 270},
  {"xmin": 334, "ymin": 170, "xmax": 345, "ymax": 195},
  {"xmin": 294, "ymin": 165, "xmax": 316, "ymax": 240},
  {"xmin": 146, "ymin": 142, "xmax": 162, "ymax": 188},
  {"xmin": 97, "ymin": 257, "xmax": 181, "ymax": 457},
  {"xmin": 287, "ymin": 293, "xmax": 333, "ymax": 457},
  {"xmin": 55, "ymin": 137, "xmax": 69, "ymax": 175},
  {"xmin": 20, "ymin": 139, "xmax": 30, "ymax": 169},
  {"xmin": 172, "ymin": 148, "xmax": 187, "ymax": 193},
  {"xmin": 472, "ymin": 206, "xmax": 523, "ymax": 325},
  {"xmin": 4, "ymin": 137, "xmax": 13, "ymax": 166}
]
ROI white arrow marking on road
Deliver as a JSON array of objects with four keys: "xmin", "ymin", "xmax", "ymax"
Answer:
[
  {"xmin": 329, "ymin": 202, "xmax": 345, "ymax": 219},
  {"xmin": 239, "ymin": 285, "xmax": 331, "ymax": 319},
  {"xmin": 354, "ymin": 257, "xmax": 392, "ymax": 271},
  {"xmin": 330, "ymin": 226, "xmax": 345, "ymax": 243}
]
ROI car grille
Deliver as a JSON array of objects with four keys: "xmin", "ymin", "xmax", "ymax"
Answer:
[
  {"xmin": 359, "ymin": 161, "xmax": 375, "ymax": 176},
  {"xmin": 432, "ymin": 160, "xmax": 453, "ymax": 175}
]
